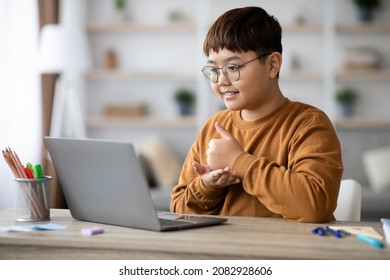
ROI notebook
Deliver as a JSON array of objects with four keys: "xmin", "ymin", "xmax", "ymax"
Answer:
[{"xmin": 44, "ymin": 137, "xmax": 227, "ymax": 231}]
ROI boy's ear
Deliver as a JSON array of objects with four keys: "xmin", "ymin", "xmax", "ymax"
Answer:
[{"xmin": 268, "ymin": 52, "xmax": 282, "ymax": 79}]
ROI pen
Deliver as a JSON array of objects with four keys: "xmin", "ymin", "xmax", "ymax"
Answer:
[
  {"xmin": 325, "ymin": 226, "xmax": 342, "ymax": 238},
  {"xmin": 356, "ymin": 234, "xmax": 384, "ymax": 248},
  {"xmin": 312, "ymin": 227, "xmax": 325, "ymax": 236}
]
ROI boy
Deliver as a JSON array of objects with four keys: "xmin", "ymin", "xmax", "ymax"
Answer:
[{"xmin": 170, "ymin": 6, "xmax": 343, "ymax": 222}]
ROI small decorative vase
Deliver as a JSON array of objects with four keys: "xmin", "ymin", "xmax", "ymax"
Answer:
[
  {"xmin": 358, "ymin": 7, "xmax": 373, "ymax": 22},
  {"xmin": 177, "ymin": 102, "xmax": 191, "ymax": 116},
  {"xmin": 340, "ymin": 103, "xmax": 354, "ymax": 117}
]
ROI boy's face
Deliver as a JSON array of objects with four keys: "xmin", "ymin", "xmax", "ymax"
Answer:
[{"xmin": 206, "ymin": 49, "xmax": 280, "ymax": 120}]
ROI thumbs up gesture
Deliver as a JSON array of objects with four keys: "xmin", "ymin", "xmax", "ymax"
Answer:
[{"xmin": 207, "ymin": 122, "xmax": 244, "ymax": 170}]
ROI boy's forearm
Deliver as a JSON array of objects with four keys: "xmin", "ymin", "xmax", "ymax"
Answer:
[{"xmin": 170, "ymin": 178, "xmax": 227, "ymax": 214}]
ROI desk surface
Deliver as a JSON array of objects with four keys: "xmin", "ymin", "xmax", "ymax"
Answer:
[{"xmin": 0, "ymin": 209, "xmax": 389, "ymax": 260}]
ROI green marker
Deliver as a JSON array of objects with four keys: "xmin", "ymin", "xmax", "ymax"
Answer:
[
  {"xmin": 27, "ymin": 162, "xmax": 35, "ymax": 178},
  {"xmin": 34, "ymin": 164, "xmax": 43, "ymax": 178}
]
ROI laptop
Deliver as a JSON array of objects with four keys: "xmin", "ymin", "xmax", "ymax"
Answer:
[{"xmin": 44, "ymin": 137, "xmax": 227, "ymax": 231}]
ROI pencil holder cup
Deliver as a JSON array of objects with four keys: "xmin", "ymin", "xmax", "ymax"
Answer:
[{"xmin": 14, "ymin": 176, "xmax": 51, "ymax": 222}]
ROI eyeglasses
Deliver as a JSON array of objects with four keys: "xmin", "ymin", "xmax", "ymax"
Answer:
[{"xmin": 201, "ymin": 52, "xmax": 272, "ymax": 83}]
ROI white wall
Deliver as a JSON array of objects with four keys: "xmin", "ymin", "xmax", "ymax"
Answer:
[{"xmin": 0, "ymin": 0, "xmax": 41, "ymax": 210}]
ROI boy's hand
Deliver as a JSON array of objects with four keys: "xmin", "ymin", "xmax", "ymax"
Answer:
[
  {"xmin": 192, "ymin": 162, "xmax": 240, "ymax": 188},
  {"xmin": 207, "ymin": 122, "xmax": 244, "ymax": 170}
]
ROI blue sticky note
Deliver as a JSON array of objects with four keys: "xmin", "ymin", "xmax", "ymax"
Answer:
[{"xmin": 22, "ymin": 223, "xmax": 66, "ymax": 231}]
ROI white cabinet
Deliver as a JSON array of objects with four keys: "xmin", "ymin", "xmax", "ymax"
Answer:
[
  {"xmin": 331, "ymin": 1, "xmax": 390, "ymax": 190},
  {"xmin": 86, "ymin": 22, "xmax": 198, "ymax": 123},
  {"xmin": 85, "ymin": 0, "xmax": 200, "ymax": 156}
]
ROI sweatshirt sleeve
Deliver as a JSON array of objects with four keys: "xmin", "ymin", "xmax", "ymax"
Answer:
[{"xmin": 233, "ymin": 118, "xmax": 343, "ymax": 223}]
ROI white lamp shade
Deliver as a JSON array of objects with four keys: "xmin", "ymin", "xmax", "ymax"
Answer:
[{"xmin": 38, "ymin": 24, "xmax": 91, "ymax": 74}]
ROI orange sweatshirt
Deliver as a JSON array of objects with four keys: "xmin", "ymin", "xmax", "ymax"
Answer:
[{"xmin": 170, "ymin": 98, "xmax": 343, "ymax": 222}]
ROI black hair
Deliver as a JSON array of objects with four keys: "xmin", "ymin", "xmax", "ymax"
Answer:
[{"xmin": 203, "ymin": 6, "xmax": 282, "ymax": 58}]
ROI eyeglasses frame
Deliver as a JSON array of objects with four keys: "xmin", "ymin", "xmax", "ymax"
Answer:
[{"xmin": 201, "ymin": 52, "xmax": 273, "ymax": 83}]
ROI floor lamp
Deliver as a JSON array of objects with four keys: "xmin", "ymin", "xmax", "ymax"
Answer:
[{"xmin": 37, "ymin": 24, "xmax": 91, "ymax": 138}]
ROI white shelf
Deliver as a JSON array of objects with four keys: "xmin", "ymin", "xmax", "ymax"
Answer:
[
  {"xmin": 86, "ymin": 22, "xmax": 196, "ymax": 33},
  {"xmin": 87, "ymin": 69, "xmax": 196, "ymax": 81},
  {"xmin": 336, "ymin": 69, "xmax": 390, "ymax": 82},
  {"xmin": 336, "ymin": 23, "xmax": 390, "ymax": 33},
  {"xmin": 87, "ymin": 115, "xmax": 197, "ymax": 129},
  {"xmin": 282, "ymin": 23, "xmax": 323, "ymax": 32},
  {"xmin": 279, "ymin": 22, "xmax": 390, "ymax": 34},
  {"xmin": 281, "ymin": 70, "xmax": 323, "ymax": 81},
  {"xmin": 335, "ymin": 117, "xmax": 390, "ymax": 130}
]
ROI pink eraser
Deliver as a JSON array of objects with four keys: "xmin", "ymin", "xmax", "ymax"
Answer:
[{"xmin": 81, "ymin": 227, "xmax": 104, "ymax": 236}]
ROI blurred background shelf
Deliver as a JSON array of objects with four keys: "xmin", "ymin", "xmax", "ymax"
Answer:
[
  {"xmin": 281, "ymin": 23, "xmax": 323, "ymax": 32},
  {"xmin": 336, "ymin": 69, "xmax": 390, "ymax": 81},
  {"xmin": 87, "ymin": 115, "xmax": 197, "ymax": 129},
  {"xmin": 336, "ymin": 22, "xmax": 390, "ymax": 33},
  {"xmin": 86, "ymin": 22, "xmax": 196, "ymax": 32},
  {"xmin": 87, "ymin": 69, "xmax": 196, "ymax": 81},
  {"xmin": 335, "ymin": 117, "xmax": 390, "ymax": 130},
  {"xmin": 281, "ymin": 70, "xmax": 323, "ymax": 81}
]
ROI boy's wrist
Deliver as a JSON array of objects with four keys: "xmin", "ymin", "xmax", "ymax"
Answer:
[
  {"xmin": 197, "ymin": 178, "xmax": 227, "ymax": 199},
  {"xmin": 232, "ymin": 152, "xmax": 256, "ymax": 178}
]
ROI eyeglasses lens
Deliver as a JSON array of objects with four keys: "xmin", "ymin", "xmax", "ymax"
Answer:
[
  {"xmin": 223, "ymin": 65, "xmax": 239, "ymax": 82},
  {"xmin": 202, "ymin": 65, "xmax": 239, "ymax": 83}
]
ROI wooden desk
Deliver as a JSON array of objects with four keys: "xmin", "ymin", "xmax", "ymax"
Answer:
[{"xmin": 0, "ymin": 209, "xmax": 389, "ymax": 259}]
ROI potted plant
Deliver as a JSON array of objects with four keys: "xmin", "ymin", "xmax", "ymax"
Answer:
[
  {"xmin": 352, "ymin": 0, "xmax": 381, "ymax": 22},
  {"xmin": 114, "ymin": 0, "xmax": 128, "ymax": 21},
  {"xmin": 173, "ymin": 88, "xmax": 195, "ymax": 116},
  {"xmin": 336, "ymin": 88, "xmax": 358, "ymax": 117}
]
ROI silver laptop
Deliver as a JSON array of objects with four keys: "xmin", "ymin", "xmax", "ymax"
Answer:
[{"xmin": 44, "ymin": 137, "xmax": 227, "ymax": 231}]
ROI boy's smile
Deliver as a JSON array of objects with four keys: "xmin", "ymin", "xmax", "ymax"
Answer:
[{"xmin": 221, "ymin": 89, "xmax": 239, "ymax": 100}]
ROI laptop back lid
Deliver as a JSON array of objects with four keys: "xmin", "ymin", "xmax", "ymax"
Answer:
[{"xmin": 44, "ymin": 137, "xmax": 162, "ymax": 231}]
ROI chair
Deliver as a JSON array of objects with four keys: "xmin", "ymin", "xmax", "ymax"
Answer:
[{"xmin": 334, "ymin": 179, "xmax": 362, "ymax": 221}]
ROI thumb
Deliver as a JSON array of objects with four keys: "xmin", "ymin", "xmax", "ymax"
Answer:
[
  {"xmin": 215, "ymin": 121, "xmax": 232, "ymax": 139},
  {"xmin": 192, "ymin": 162, "xmax": 211, "ymax": 176}
]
